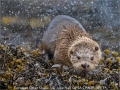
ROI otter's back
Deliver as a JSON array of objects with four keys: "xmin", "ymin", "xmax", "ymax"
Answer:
[{"xmin": 42, "ymin": 15, "xmax": 86, "ymax": 54}]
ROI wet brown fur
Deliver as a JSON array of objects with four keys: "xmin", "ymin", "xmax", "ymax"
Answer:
[{"xmin": 52, "ymin": 25, "xmax": 92, "ymax": 67}]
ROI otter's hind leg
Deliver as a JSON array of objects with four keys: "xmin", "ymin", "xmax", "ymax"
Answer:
[
  {"xmin": 38, "ymin": 43, "xmax": 53, "ymax": 61},
  {"xmin": 38, "ymin": 43, "xmax": 48, "ymax": 61}
]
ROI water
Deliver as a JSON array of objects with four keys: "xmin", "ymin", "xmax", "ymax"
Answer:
[{"xmin": 0, "ymin": 0, "xmax": 120, "ymax": 53}]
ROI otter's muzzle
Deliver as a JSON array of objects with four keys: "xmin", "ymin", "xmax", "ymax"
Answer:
[{"xmin": 81, "ymin": 63, "xmax": 89, "ymax": 69}]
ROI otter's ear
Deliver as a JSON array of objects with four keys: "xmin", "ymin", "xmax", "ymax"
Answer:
[
  {"xmin": 95, "ymin": 47, "xmax": 99, "ymax": 51},
  {"xmin": 70, "ymin": 51, "xmax": 73, "ymax": 54}
]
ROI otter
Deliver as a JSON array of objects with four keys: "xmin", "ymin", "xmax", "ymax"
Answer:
[{"xmin": 40, "ymin": 15, "xmax": 101, "ymax": 72}]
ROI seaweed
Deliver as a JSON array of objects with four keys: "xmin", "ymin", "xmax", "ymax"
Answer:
[{"xmin": 0, "ymin": 43, "xmax": 119, "ymax": 90}]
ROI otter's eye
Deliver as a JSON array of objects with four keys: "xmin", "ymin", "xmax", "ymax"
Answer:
[
  {"xmin": 91, "ymin": 57, "xmax": 94, "ymax": 61},
  {"xmin": 77, "ymin": 56, "xmax": 81, "ymax": 59},
  {"xmin": 95, "ymin": 47, "xmax": 99, "ymax": 51},
  {"xmin": 70, "ymin": 51, "xmax": 73, "ymax": 54}
]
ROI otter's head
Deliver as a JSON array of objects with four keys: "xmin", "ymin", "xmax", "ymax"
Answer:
[{"xmin": 68, "ymin": 36, "xmax": 101, "ymax": 71}]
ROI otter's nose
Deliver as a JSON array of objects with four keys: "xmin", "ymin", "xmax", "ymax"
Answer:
[{"xmin": 81, "ymin": 63, "xmax": 89, "ymax": 69}]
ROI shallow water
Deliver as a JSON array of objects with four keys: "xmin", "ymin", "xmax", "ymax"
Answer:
[{"xmin": 0, "ymin": 0, "xmax": 120, "ymax": 53}]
